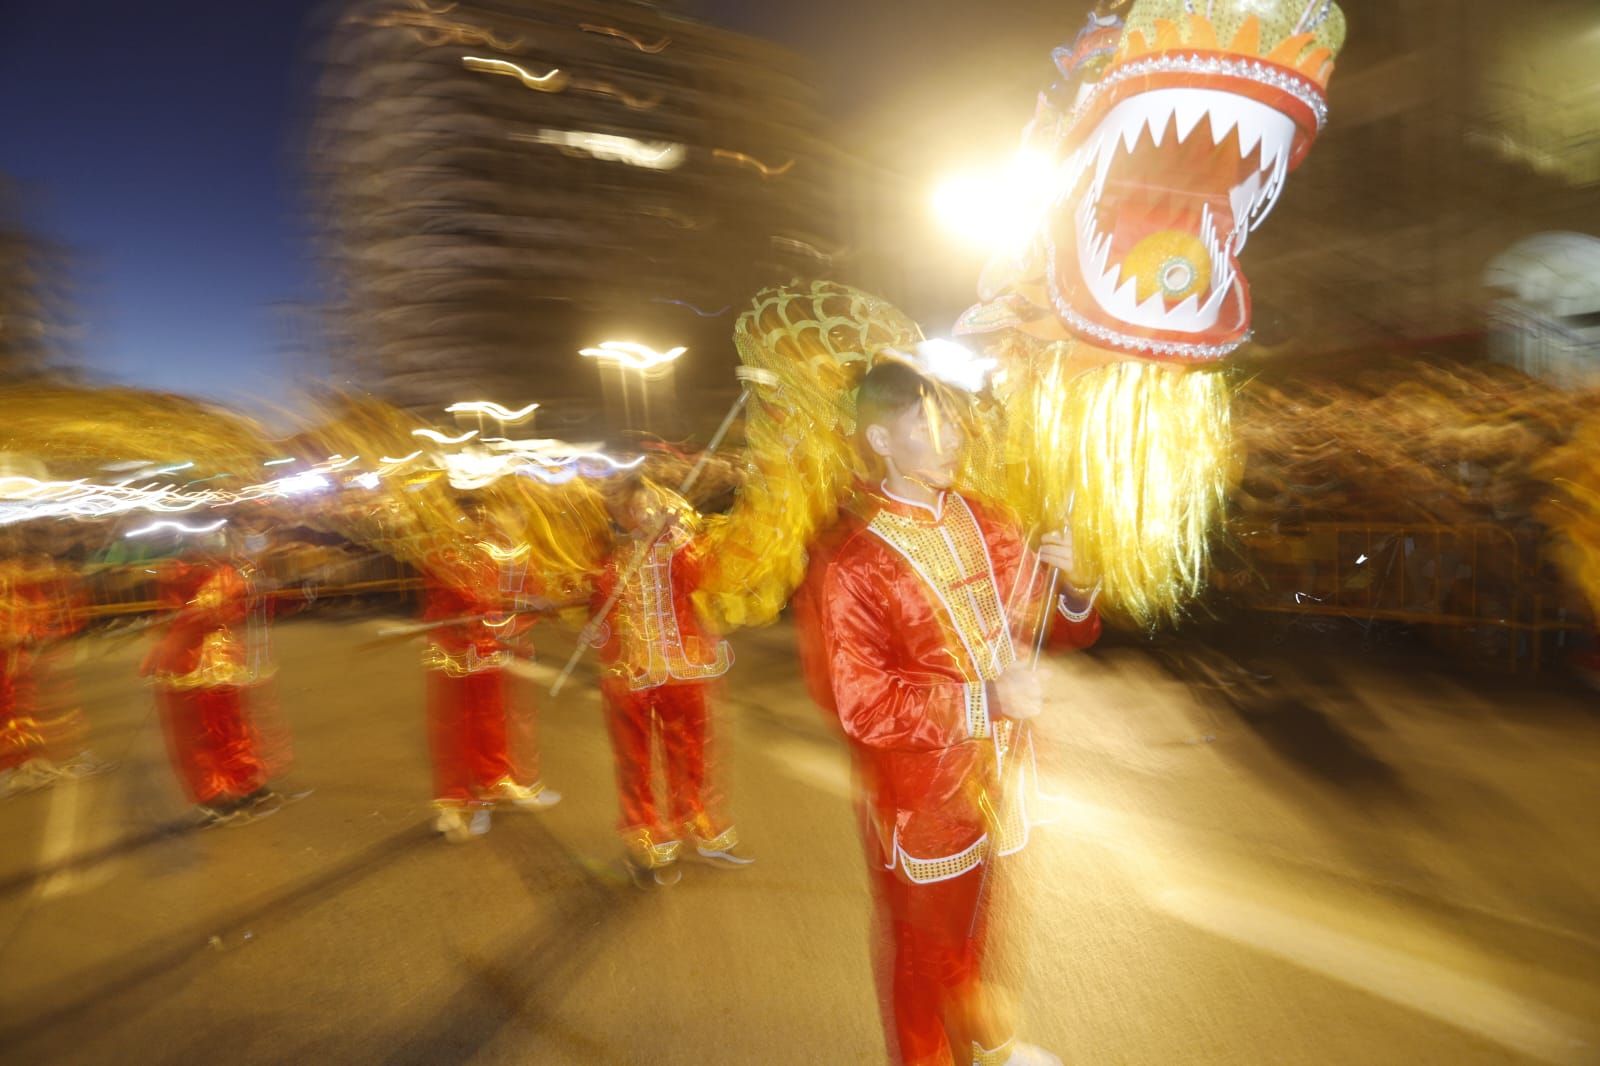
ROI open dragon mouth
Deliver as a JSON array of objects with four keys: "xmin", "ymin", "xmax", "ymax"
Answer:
[
  {"xmin": 1043, "ymin": 24, "xmax": 1332, "ymax": 362},
  {"xmin": 1051, "ymin": 85, "xmax": 1301, "ymax": 360}
]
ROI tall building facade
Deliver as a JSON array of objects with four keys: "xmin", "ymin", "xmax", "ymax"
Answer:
[
  {"xmin": 311, "ymin": 0, "xmax": 845, "ymax": 423},
  {"xmin": 0, "ymin": 178, "xmax": 72, "ymax": 383}
]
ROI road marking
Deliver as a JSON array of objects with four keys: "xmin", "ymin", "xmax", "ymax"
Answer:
[
  {"xmin": 761, "ymin": 736, "xmax": 853, "ymax": 800},
  {"xmin": 1038, "ymin": 784, "xmax": 1598, "ymax": 1064},
  {"xmin": 36, "ymin": 776, "xmax": 84, "ymax": 899},
  {"xmin": 1156, "ymin": 882, "xmax": 1596, "ymax": 1065}
]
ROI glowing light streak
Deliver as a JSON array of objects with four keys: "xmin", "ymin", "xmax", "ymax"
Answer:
[
  {"xmin": 361, "ymin": 11, "xmax": 521, "ymax": 50},
  {"xmin": 352, "ymin": 472, "xmax": 381, "ymax": 490},
  {"xmin": 126, "ymin": 519, "xmax": 227, "ymax": 538},
  {"xmin": 571, "ymin": 78, "xmax": 663, "ymax": 111},
  {"xmin": 379, "ymin": 451, "xmax": 423, "ymax": 465},
  {"xmin": 0, "ymin": 477, "xmax": 222, "ymax": 525},
  {"xmin": 269, "ymin": 472, "xmax": 333, "ymax": 496},
  {"xmin": 478, "ymin": 541, "xmax": 530, "ymax": 561},
  {"xmin": 579, "ymin": 341, "xmax": 686, "ymax": 371},
  {"xmin": 412, "ymin": 428, "xmax": 478, "ymax": 444},
  {"xmin": 514, "ymin": 130, "xmax": 684, "ymax": 170},
  {"xmin": 264, "ymin": 457, "xmax": 297, "ymax": 466},
  {"xmin": 771, "ymin": 235, "xmax": 849, "ymax": 263},
  {"xmin": 147, "ymin": 462, "xmax": 195, "ymax": 476},
  {"xmin": 439, "ymin": 448, "xmax": 517, "ymax": 489},
  {"xmin": 579, "ymin": 23, "xmax": 670, "ymax": 53},
  {"xmin": 651, "ymin": 298, "xmax": 730, "ymax": 317},
  {"xmin": 445, "ymin": 401, "xmax": 540, "ymax": 422},
  {"xmin": 462, "ymin": 56, "xmax": 568, "ymax": 92},
  {"xmin": 712, "ymin": 149, "xmax": 795, "ymax": 178}
]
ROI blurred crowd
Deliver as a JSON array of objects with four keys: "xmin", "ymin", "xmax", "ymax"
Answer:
[{"xmin": 1225, "ymin": 359, "xmax": 1600, "ymax": 665}]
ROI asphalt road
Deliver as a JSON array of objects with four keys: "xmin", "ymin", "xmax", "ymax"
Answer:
[{"xmin": 1, "ymin": 611, "xmax": 1597, "ymax": 1065}]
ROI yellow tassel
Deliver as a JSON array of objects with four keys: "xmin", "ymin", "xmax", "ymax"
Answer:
[{"xmin": 973, "ymin": 351, "xmax": 1231, "ymax": 630}]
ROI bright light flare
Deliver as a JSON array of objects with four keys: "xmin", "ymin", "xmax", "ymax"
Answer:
[
  {"xmin": 271, "ymin": 472, "xmax": 333, "ymax": 496},
  {"xmin": 126, "ymin": 518, "xmax": 227, "ymax": 538},
  {"xmin": 445, "ymin": 401, "xmax": 540, "ymax": 422},
  {"xmin": 932, "ymin": 146, "xmax": 1060, "ymax": 253},
  {"xmin": 412, "ymin": 428, "xmax": 479, "ymax": 445},
  {"xmin": 516, "ymin": 129, "xmax": 684, "ymax": 170},
  {"xmin": 579, "ymin": 341, "xmax": 686, "ymax": 371}
]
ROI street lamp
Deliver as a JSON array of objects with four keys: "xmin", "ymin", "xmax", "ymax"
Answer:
[
  {"xmin": 580, "ymin": 340, "xmax": 687, "ymax": 435},
  {"xmin": 444, "ymin": 401, "xmax": 540, "ymax": 425}
]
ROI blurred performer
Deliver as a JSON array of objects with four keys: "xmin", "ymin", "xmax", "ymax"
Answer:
[
  {"xmin": 421, "ymin": 507, "xmax": 559, "ymax": 844},
  {"xmin": 593, "ymin": 477, "xmax": 751, "ymax": 886},
  {"xmin": 798, "ymin": 360, "xmax": 1099, "ymax": 1066},
  {"xmin": 0, "ymin": 546, "xmax": 93, "ymax": 794},
  {"xmin": 142, "ymin": 531, "xmax": 286, "ymax": 825}
]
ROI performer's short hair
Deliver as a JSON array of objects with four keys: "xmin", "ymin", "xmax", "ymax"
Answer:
[{"xmin": 854, "ymin": 358, "xmax": 936, "ymax": 435}]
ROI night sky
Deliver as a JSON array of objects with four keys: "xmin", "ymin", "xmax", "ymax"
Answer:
[{"xmin": 1, "ymin": 0, "xmax": 1073, "ymax": 407}]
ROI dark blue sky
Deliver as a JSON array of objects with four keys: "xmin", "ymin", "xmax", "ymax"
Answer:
[
  {"xmin": 1, "ymin": 1, "xmax": 1061, "ymax": 407},
  {"xmin": 1, "ymin": 0, "xmax": 327, "ymax": 406}
]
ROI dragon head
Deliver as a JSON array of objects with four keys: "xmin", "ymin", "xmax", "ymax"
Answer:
[{"xmin": 960, "ymin": 0, "xmax": 1345, "ymax": 363}]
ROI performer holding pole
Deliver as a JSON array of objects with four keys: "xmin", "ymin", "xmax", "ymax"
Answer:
[
  {"xmin": 797, "ymin": 353, "xmax": 1098, "ymax": 1066},
  {"xmin": 141, "ymin": 527, "xmax": 289, "ymax": 826},
  {"xmin": 421, "ymin": 498, "xmax": 559, "ymax": 844},
  {"xmin": 549, "ymin": 365, "xmax": 777, "ymax": 698},
  {"xmin": 591, "ymin": 475, "xmax": 751, "ymax": 886}
]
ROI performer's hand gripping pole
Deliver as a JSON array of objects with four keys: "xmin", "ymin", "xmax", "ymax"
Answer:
[
  {"xmin": 548, "ymin": 366, "xmax": 780, "ymax": 697},
  {"xmin": 1027, "ymin": 490, "xmax": 1075, "ymax": 669}
]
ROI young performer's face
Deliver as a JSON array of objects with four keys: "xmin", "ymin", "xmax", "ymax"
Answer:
[
  {"xmin": 607, "ymin": 490, "xmax": 653, "ymax": 536},
  {"xmin": 867, "ymin": 394, "xmax": 965, "ymax": 491}
]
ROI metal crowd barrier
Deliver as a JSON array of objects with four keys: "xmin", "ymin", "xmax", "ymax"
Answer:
[{"xmin": 1228, "ymin": 520, "xmax": 1590, "ymax": 673}]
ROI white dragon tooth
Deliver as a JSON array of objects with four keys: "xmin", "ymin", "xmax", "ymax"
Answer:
[
  {"xmin": 1173, "ymin": 92, "xmax": 1209, "ymax": 143},
  {"xmin": 1131, "ymin": 287, "xmax": 1170, "ymax": 328},
  {"xmin": 1207, "ymin": 105, "xmax": 1239, "ymax": 148},
  {"xmin": 1258, "ymin": 112, "xmax": 1296, "ymax": 172},
  {"xmin": 1235, "ymin": 105, "xmax": 1264, "ymax": 160},
  {"xmin": 1091, "ymin": 139, "xmax": 1117, "ymax": 202},
  {"xmin": 1250, "ymin": 155, "xmax": 1290, "ymax": 230},
  {"xmin": 1229, "ymin": 171, "xmax": 1262, "ymax": 230},
  {"xmin": 1095, "ymin": 260, "xmax": 1121, "ymax": 303},
  {"xmin": 1119, "ymin": 113, "xmax": 1143, "ymax": 155},
  {"xmin": 1198, "ymin": 278, "xmax": 1232, "ymax": 321},
  {"xmin": 1109, "ymin": 275, "xmax": 1141, "ymax": 319},
  {"xmin": 1163, "ymin": 292, "xmax": 1204, "ymax": 332},
  {"xmin": 1143, "ymin": 94, "xmax": 1177, "ymax": 147}
]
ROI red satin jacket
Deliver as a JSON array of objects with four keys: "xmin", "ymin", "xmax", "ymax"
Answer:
[
  {"xmin": 796, "ymin": 484, "xmax": 1100, "ymax": 882},
  {"xmin": 142, "ymin": 560, "xmax": 255, "ymax": 685},
  {"xmin": 422, "ymin": 544, "xmax": 535, "ymax": 674},
  {"xmin": 591, "ymin": 525, "xmax": 731, "ymax": 691}
]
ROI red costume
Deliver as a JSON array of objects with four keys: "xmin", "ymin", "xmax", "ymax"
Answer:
[
  {"xmin": 142, "ymin": 559, "xmax": 274, "ymax": 807},
  {"xmin": 422, "ymin": 543, "xmax": 545, "ymax": 807},
  {"xmin": 1, "ymin": 561, "xmax": 87, "ymax": 776},
  {"xmin": 797, "ymin": 484, "xmax": 1099, "ymax": 1065},
  {"xmin": 592, "ymin": 523, "xmax": 736, "ymax": 867}
]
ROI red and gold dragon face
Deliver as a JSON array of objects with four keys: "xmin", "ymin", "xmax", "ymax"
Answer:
[{"xmin": 959, "ymin": 0, "xmax": 1345, "ymax": 363}]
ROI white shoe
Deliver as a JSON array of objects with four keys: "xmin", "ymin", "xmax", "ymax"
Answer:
[
  {"xmin": 433, "ymin": 805, "xmax": 474, "ymax": 843},
  {"xmin": 488, "ymin": 778, "xmax": 561, "ymax": 810},
  {"xmin": 694, "ymin": 844, "xmax": 755, "ymax": 867},
  {"xmin": 468, "ymin": 808, "xmax": 492, "ymax": 837}
]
